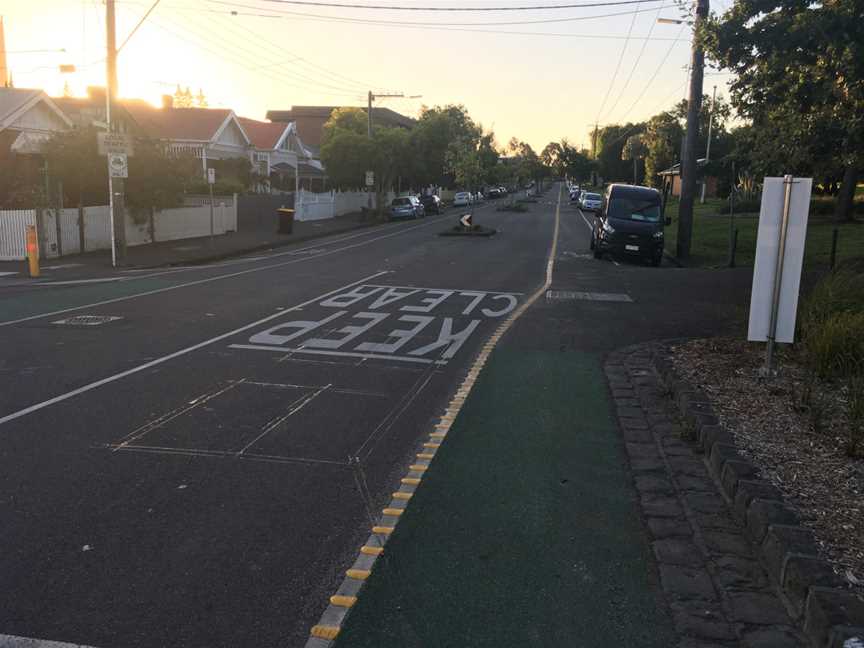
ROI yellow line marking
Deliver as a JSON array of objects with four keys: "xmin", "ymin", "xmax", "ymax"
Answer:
[
  {"xmin": 392, "ymin": 491, "xmax": 412, "ymax": 500},
  {"xmin": 330, "ymin": 595, "xmax": 357, "ymax": 608},
  {"xmin": 361, "ymin": 546, "xmax": 384, "ymax": 556},
  {"xmin": 430, "ymin": 432, "xmax": 446, "ymax": 438},
  {"xmin": 401, "ymin": 477, "xmax": 421, "ymax": 485},
  {"xmin": 417, "ymin": 453, "xmax": 435, "ymax": 459},
  {"xmin": 346, "ymin": 569, "xmax": 371, "ymax": 580},
  {"xmin": 423, "ymin": 442, "xmax": 440, "ymax": 449},
  {"xmin": 382, "ymin": 508, "xmax": 403, "ymax": 516},
  {"xmin": 372, "ymin": 525, "xmax": 395, "ymax": 534},
  {"xmin": 409, "ymin": 464, "xmax": 428, "ymax": 472},
  {"xmin": 311, "ymin": 625, "xmax": 340, "ymax": 639}
]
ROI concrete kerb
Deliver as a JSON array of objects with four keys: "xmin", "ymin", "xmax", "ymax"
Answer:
[{"xmin": 647, "ymin": 342, "xmax": 864, "ymax": 646}]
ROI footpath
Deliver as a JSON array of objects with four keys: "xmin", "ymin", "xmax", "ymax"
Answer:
[{"xmin": 306, "ymin": 191, "xmax": 833, "ymax": 647}]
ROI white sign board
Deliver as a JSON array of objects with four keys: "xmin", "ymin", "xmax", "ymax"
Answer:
[
  {"xmin": 98, "ymin": 132, "xmax": 134, "ymax": 157},
  {"xmin": 208, "ymin": 168, "xmax": 216, "ymax": 185},
  {"xmin": 108, "ymin": 153, "xmax": 128, "ymax": 179},
  {"xmin": 747, "ymin": 177, "xmax": 812, "ymax": 344},
  {"xmin": 460, "ymin": 213, "xmax": 473, "ymax": 228},
  {"xmin": 365, "ymin": 170, "xmax": 374, "ymax": 187}
]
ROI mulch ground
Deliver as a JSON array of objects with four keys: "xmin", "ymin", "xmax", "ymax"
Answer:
[{"xmin": 670, "ymin": 338, "xmax": 863, "ymax": 596}]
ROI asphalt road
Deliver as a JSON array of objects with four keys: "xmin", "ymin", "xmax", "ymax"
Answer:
[{"xmin": 0, "ymin": 197, "xmax": 561, "ymax": 648}]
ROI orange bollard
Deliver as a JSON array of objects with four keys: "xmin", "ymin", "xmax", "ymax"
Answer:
[{"xmin": 26, "ymin": 225, "xmax": 40, "ymax": 278}]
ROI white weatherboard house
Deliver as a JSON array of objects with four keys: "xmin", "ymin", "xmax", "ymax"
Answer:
[{"xmin": 0, "ymin": 88, "xmax": 72, "ymax": 154}]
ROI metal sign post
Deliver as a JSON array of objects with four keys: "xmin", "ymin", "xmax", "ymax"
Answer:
[
  {"xmin": 747, "ymin": 175, "xmax": 812, "ymax": 377},
  {"xmin": 207, "ymin": 168, "xmax": 216, "ymax": 247}
]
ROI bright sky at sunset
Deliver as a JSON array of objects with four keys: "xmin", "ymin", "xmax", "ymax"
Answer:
[{"xmin": 2, "ymin": 0, "xmax": 733, "ymax": 150}]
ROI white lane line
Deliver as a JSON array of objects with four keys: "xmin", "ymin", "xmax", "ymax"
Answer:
[
  {"xmin": 0, "ymin": 634, "xmax": 100, "ymax": 647},
  {"xmin": 0, "ymin": 271, "xmax": 18, "ymax": 277},
  {"xmin": 0, "ymin": 214, "xmax": 456, "ymax": 328},
  {"xmin": 36, "ymin": 277, "xmax": 126, "ymax": 286},
  {"xmin": 0, "ymin": 271, "xmax": 389, "ymax": 428}
]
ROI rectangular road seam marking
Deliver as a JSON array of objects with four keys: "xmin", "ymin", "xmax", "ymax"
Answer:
[
  {"xmin": 382, "ymin": 508, "xmax": 403, "ymax": 517},
  {"xmin": 430, "ymin": 432, "xmax": 446, "ymax": 439},
  {"xmin": 392, "ymin": 492, "xmax": 412, "ymax": 500},
  {"xmin": 311, "ymin": 625, "xmax": 341, "ymax": 640},
  {"xmin": 361, "ymin": 546, "xmax": 384, "ymax": 556},
  {"xmin": 417, "ymin": 453, "xmax": 435, "ymax": 460},
  {"xmin": 423, "ymin": 442, "xmax": 441, "ymax": 449},
  {"xmin": 0, "ymin": 271, "xmax": 391, "ymax": 428},
  {"xmin": 0, "ymin": 635, "xmax": 101, "ymax": 648},
  {"xmin": 330, "ymin": 595, "xmax": 357, "ymax": 608},
  {"xmin": 409, "ymin": 464, "xmax": 428, "ymax": 472},
  {"xmin": 371, "ymin": 526, "xmax": 394, "ymax": 535},
  {"xmin": 401, "ymin": 477, "xmax": 421, "ymax": 485},
  {"xmin": 346, "ymin": 569, "xmax": 371, "ymax": 580}
]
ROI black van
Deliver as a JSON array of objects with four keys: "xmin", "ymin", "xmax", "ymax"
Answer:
[{"xmin": 590, "ymin": 184, "xmax": 669, "ymax": 266}]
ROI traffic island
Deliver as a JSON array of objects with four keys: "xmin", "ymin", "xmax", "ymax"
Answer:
[{"xmin": 439, "ymin": 213, "xmax": 496, "ymax": 236}]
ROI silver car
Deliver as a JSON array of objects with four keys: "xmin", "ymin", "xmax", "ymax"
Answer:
[{"xmin": 580, "ymin": 192, "xmax": 602, "ymax": 211}]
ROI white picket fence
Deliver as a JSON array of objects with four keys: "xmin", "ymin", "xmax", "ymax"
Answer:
[
  {"xmin": 0, "ymin": 199, "xmax": 237, "ymax": 261},
  {"xmin": 296, "ymin": 189, "xmax": 374, "ymax": 221}
]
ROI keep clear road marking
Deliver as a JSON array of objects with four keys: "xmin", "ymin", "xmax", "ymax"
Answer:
[
  {"xmin": 0, "ymin": 271, "xmax": 390, "ymax": 428},
  {"xmin": 0, "ymin": 634, "xmax": 99, "ymax": 648},
  {"xmin": 0, "ymin": 211, "xmax": 459, "ymax": 328}
]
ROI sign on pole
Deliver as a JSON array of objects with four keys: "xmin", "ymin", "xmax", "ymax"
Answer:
[
  {"xmin": 208, "ymin": 168, "xmax": 216, "ymax": 185},
  {"xmin": 365, "ymin": 170, "xmax": 374, "ymax": 187},
  {"xmin": 747, "ymin": 176, "xmax": 812, "ymax": 347},
  {"xmin": 98, "ymin": 132, "xmax": 134, "ymax": 157},
  {"xmin": 108, "ymin": 153, "xmax": 128, "ymax": 178},
  {"xmin": 460, "ymin": 213, "xmax": 473, "ymax": 228}
]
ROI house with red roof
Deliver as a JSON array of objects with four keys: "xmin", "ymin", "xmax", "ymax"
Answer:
[{"xmin": 238, "ymin": 117, "xmax": 327, "ymax": 192}]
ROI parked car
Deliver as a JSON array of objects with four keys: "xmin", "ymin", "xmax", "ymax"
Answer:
[
  {"xmin": 474, "ymin": 191, "xmax": 485, "ymax": 202},
  {"xmin": 419, "ymin": 194, "xmax": 442, "ymax": 214},
  {"xmin": 390, "ymin": 196, "xmax": 425, "ymax": 219},
  {"xmin": 570, "ymin": 187, "xmax": 582, "ymax": 202},
  {"xmin": 498, "ymin": 186, "xmax": 508, "ymax": 195},
  {"xmin": 486, "ymin": 187, "xmax": 501, "ymax": 199},
  {"xmin": 590, "ymin": 184, "xmax": 669, "ymax": 266},
  {"xmin": 579, "ymin": 191, "xmax": 602, "ymax": 211},
  {"xmin": 453, "ymin": 191, "xmax": 472, "ymax": 207}
]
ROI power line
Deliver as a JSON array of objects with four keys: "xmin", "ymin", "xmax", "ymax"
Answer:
[
  {"xmin": 117, "ymin": 0, "xmax": 163, "ymax": 52},
  {"xmin": 593, "ymin": 0, "xmax": 644, "ymax": 127},
  {"xmin": 255, "ymin": 0, "xmax": 670, "ymax": 9},
  {"xmin": 208, "ymin": 0, "xmax": 668, "ymax": 26}
]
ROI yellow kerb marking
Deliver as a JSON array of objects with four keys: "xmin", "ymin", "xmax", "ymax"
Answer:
[
  {"xmin": 401, "ymin": 477, "xmax": 421, "ymax": 485},
  {"xmin": 330, "ymin": 595, "xmax": 357, "ymax": 608},
  {"xmin": 424, "ymin": 442, "xmax": 441, "ymax": 448},
  {"xmin": 361, "ymin": 546, "xmax": 384, "ymax": 556},
  {"xmin": 409, "ymin": 464, "xmax": 428, "ymax": 472},
  {"xmin": 382, "ymin": 508, "xmax": 403, "ymax": 516},
  {"xmin": 430, "ymin": 432, "xmax": 446, "ymax": 438},
  {"xmin": 346, "ymin": 569, "xmax": 371, "ymax": 580},
  {"xmin": 417, "ymin": 453, "xmax": 435, "ymax": 460},
  {"xmin": 311, "ymin": 625, "xmax": 340, "ymax": 640},
  {"xmin": 372, "ymin": 525, "xmax": 394, "ymax": 534},
  {"xmin": 392, "ymin": 491, "xmax": 412, "ymax": 500}
]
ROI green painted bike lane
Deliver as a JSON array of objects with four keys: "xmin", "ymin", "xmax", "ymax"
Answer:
[{"xmin": 334, "ymin": 348, "xmax": 676, "ymax": 648}]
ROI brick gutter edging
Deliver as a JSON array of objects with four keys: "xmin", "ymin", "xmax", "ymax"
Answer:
[{"xmin": 648, "ymin": 341, "xmax": 864, "ymax": 648}]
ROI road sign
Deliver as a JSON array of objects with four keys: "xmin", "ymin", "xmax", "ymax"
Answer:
[
  {"xmin": 365, "ymin": 170, "xmax": 374, "ymax": 187},
  {"xmin": 460, "ymin": 213, "xmax": 473, "ymax": 228},
  {"xmin": 208, "ymin": 168, "xmax": 216, "ymax": 185},
  {"xmin": 747, "ymin": 176, "xmax": 812, "ymax": 345},
  {"xmin": 98, "ymin": 132, "xmax": 134, "ymax": 157},
  {"xmin": 108, "ymin": 153, "xmax": 128, "ymax": 178}
]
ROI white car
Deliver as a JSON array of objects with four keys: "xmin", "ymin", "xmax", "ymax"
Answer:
[
  {"xmin": 580, "ymin": 192, "xmax": 602, "ymax": 211},
  {"xmin": 453, "ymin": 191, "xmax": 472, "ymax": 207}
]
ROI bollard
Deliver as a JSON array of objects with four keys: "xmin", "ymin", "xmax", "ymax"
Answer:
[
  {"xmin": 829, "ymin": 227, "xmax": 839, "ymax": 270},
  {"xmin": 26, "ymin": 225, "xmax": 40, "ymax": 278},
  {"xmin": 728, "ymin": 227, "xmax": 738, "ymax": 268}
]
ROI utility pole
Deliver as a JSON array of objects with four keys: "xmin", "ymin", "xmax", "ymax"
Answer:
[
  {"xmin": 367, "ymin": 90, "xmax": 407, "ymax": 137},
  {"xmin": 700, "ymin": 84, "xmax": 717, "ymax": 204},
  {"xmin": 105, "ymin": 0, "xmax": 126, "ymax": 266},
  {"xmin": 676, "ymin": 0, "xmax": 709, "ymax": 259}
]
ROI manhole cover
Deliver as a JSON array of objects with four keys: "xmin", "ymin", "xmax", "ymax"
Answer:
[{"xmin": 52, "ymin": 315, "xmax": 124, "ymax": 326}]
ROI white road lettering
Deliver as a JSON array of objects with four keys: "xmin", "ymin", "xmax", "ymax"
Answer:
[
  {"xmin": 401, "ymin": 289, "xmax": 454, "ymax": 313},
  {"xmin": 305, "ymin": 312, "xmax": 389, "ymax": 350},
  {"xmin": 355, "ymin": 315, "xmax": 435, "ymax": 354},
  {"xmin": 368, "ymin": 287, "xmax": 421, "ymax": 309},
  {"xmin": 459, "ymin": 291, "xmax": 487, "ymax": 315},
  {"xmin": 408, "ymin": 318, "xmax": 481, "ymax": 360},
  {"xmin": 319, "ymin": 285, "xmax": 384, "ymax": 308},
  {"xmin": 481, "ymin": 294, "xmax": 518, "ymax": 317},
  {"xmin": 248, "ymin": 311, "xmax": 346, "ymax": 346}
]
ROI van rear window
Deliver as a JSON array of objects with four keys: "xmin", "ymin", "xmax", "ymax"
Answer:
[{"xmin": 609, "ymin": 197, "xmax": 661, "ymax": 223}]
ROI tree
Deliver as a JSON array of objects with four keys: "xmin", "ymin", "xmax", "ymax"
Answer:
[
  {"xmin": 595, "ymin": 123, "xmax": 645, "ymax": 182},
  {"xmin": 321, "ymin": 107, "xmax": 368, "ymax": 145},
  {"xmin": 410, "ymin": 105, "xmax": 480, "ymax": 187},
  {"xmin": 621, "ymin": 134, "xmax": 647, "ymax": 185},
  {"xmin": 42, "ymin": 125, "xmax": 107, "ymax": 206},
  {"xmin": 173, "ymin": 85, "xmax": 193, "ymax": 108},
  {"xmin": 705, "ymin": 0, "xmax": 863, "ymax": 221},
  {"xmin": 126, "ymin": 139, "xmax": 199, "ymax": 210},
  {"xmin": 642, "ymin": 112, "xmax": 684, "ymax": 188},
  {"xmin": 195, "ymin": 89, "xmax": 208, "ymax": 108}
]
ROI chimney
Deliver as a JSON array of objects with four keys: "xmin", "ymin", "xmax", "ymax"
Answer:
[{"xmin": 162, "ymin": 94, "xmax": 173, "ymax": 109}]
